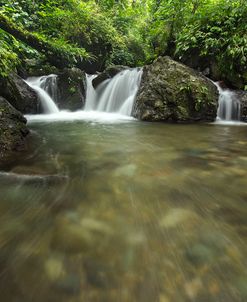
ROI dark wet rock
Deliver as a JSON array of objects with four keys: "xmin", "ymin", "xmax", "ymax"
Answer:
[
  {"xmin": 55, "ymin": 274, "xmax": 81, "ymax": 295},
  {"xmin": 92, "ymin": 65, "xmax": 128, "ymax": 89},
  {"xmin": 56, "ymin": 68, "xmax": 86, "ymax": 111},
  {"xmin": 133, "ymin": 56, "xmax": 218, "ymax": 122},
  {"xmin": 185, "ymin": 232, "xmax": 228, "ymax": 266},
  {"xmin": 0, "ymin": 73, "xmax": 40, "ymax": 114},
  {"xmin": 186, "ymin": 243, "xmax": 217, "ymax": 266},
  {"xmin": 0, "ymin": 97, "xmax": 29, "ymax": 165},
  {"xmin": 234, "ymin": 90, "xmax": 247, "ymax": 122},
  {"xmin": 22, "ymin": 60, "xmax": 60, "ymax": 78},
  {"xmin": 84, "ymin": 259, "xmax": 116, "ymax": 288},
  {"xmin": 51, "ymin": 213, "xmax": 93, "ymax": 254}
]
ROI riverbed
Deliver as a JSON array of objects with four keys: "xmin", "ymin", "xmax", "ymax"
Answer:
[{"xmin": 0, "ymin": 115, "xmax": 246, "ymax": 302}]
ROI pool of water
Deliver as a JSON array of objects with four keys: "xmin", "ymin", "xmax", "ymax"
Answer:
[{"xmin": 0, "ymin": 116, "xmax": 246, "ymax": 302}]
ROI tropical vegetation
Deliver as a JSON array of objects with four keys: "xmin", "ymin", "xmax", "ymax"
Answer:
[{"xmin": 0, "ymin": 0, "xmax": 246, "ymax": 88}]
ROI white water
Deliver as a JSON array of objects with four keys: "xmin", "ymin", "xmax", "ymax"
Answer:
[
  {"xmin": 84, "ymin": 68, "xmax": 143, "ymax": 116},
  {"xmin": 215, "ymin": 82, "xmax": 241, "ymax": 122},
  {"xmin": 26, "ymin": 111, "xmax": 135, "ymax": 124},
  {"xmin": 26, "ymin": 75, "xmax": 59, "ymax": 114}
]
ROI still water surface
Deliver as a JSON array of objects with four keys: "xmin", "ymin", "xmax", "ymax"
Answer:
[{"xmin": 0, "ymin": 116, "xmax": 247, "ymax": 302}]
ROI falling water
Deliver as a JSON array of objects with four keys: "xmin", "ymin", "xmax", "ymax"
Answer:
[
  {"xmin": 39, "ymin": 74, "xmax": 59, "ymax": 104},
  {"xmin": 84, "ymin": 68, "xmax": 143, "ymax": 116},
  {"xmin": 215, "ymin": 82, "xmax": 241, "ymax": 121},
  {"xmin": 26, "ymin": 75, "xmax": 59, "ymax": 114}
]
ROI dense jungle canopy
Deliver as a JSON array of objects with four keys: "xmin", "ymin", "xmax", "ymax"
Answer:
[{"xmin": 0, "ymin": 0, "xmax": 246, "ymax": 88}]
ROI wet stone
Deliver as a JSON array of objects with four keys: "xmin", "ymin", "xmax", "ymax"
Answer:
[
  {"xmin": 55, "ymin": 273, "xmax": 81, "ymax": 295},
  {"xmin": 52, "ymin": 214, "xmax": 93, "ymax": 254},
  {"xmin": 186, "ymin": 243, "xmax": 215, "ymax": 266},
  {"xmin": 185, "ymin": 232, "xmax": 228, "ymax": 267},
  {"xmin": 234, "ymin": 276, "xmax": 247, "ymax": 299},
  {"xmin": 159, "ymin": 208, "xmax": 200, "ymax": 229}
]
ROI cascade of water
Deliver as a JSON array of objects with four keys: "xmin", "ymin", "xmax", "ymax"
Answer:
[
  {"xmin": 85, "ymin": 68, "xmax": 143, "ymax": 116},
  {"xmin": 40, "ymin": 74, "xmax": 59, "ymax": 104},
  {"xmin": 26, "ymin": 76, "xmax": 59, "ymax": 114},
  {"xmin": 215, "ymin": 82, "xmax": 241, "ymax": 121}
]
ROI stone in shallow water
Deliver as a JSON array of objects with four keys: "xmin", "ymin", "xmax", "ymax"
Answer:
[
  {"xmin": 55, "ymin": 273, "xmax": 81, "ymax": 295},
  {"xmin": 44, "ymin": 256, "xmax": 65, "ymax": 282},
  {"xmin": 234, "ymin": 276, "xmax": 247, "ymax": 299},
  {"xmin": 185, "ymin": 231, "xmax": 228, "ymax": 266},
  {"xmin": 52, "ymin": 214, "xmax": 93, "ymax": 254},
  {"xmin": 159, "ymin": 208, "xmax": 199, "ymax": 229},
  {"xmin": 80, "ymin": 218, "xmax": 113, "ymax": 236},
  {"xmin": 186, "ymin": 243, "xmax": 215, "ymax": 266},
  {"xmin": 114, "ymin": 164, "xmax": 137, "ymax": 177},
  {"xmin": 184, "ymin": 277, "xmax": 203, "ymax": 299}
]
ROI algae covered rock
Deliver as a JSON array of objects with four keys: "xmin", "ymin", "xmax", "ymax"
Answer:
[
  {"xmin": 133, "ymin": 56, "xmax": 218, "ymax": 122},
  {"xmin": 56, "ymin": 68, "xmax": 86, "ymax": 111},
  {"xmin": 0, "ymin": 97, "xmax": 29, "ymax": 164},
  {"xmin": 0, "ymin": 73, "xmax": 40, "ymax": 114}
]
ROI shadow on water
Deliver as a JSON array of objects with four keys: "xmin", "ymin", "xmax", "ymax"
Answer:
[{"xmin": 0, "ymin": 119, "xmax": 247, "ymax": 302}]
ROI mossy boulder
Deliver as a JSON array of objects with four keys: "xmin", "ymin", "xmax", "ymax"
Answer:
[
  {"xmin": 0, "ymin": 97, "xmax": 29, "ymax": 165},
  {"xmin": 56, "ymin": 68, "xmax": 86, "ymax": 111},
  {"xmin": 0, "ymin": 73, "xmax": 40, "ymax": 114},
  {"xmin": 235, "ymin": 90, "xmax": 247, "ymax": 122},
  {"xmin": 92, "ymin": 65, "xmax": 127, "ymax": 89},
  {"xmin": 133, "ymin": 56, "xmax": 218, "ymax": 122}
]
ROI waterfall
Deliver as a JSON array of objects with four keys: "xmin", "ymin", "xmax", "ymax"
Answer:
[
  {"xmin": 26, "ymin": 75, "xmax": 59, "ymax": 114},
  {"xmin": 84, "ymin": 68, "xmax": 143, "ymax": 116},
  {"xmin": 215, "ymin": 82, "xmax": 241, "ymax": 121}
]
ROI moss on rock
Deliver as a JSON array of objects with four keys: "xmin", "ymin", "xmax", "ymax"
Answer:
[
  {"xmin": 0, "ymin": 96, "xmax": 29, "ymax": 165},
  {"xmin": 56, "ymin": 68, "xmax": 86, "ymax": 111},
  {"xmin": 133, "ymin": 56, "xmax": 218, "ymax": 122}
]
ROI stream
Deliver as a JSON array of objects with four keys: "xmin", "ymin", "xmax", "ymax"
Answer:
[{"xmin": 0, "ymin": 117, "xmax": 246, "ymax": 302}]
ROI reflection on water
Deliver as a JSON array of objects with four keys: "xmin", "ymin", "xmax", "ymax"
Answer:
[{"xmin": 0, "ymin": 120, "xmax": 246, "ymax": 302}]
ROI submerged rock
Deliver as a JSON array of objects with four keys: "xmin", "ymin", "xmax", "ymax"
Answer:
[
  {"xmin": 0, "ymin": 97, "xmax": 29, "ymax": 165},
  {"xmin": 92, "ymin": 65, "xmax": 127, "ymax": 89},
  {"xmin": 52, "ymin": 213, "xmax": 93, "ymax": 254},
  {"xmin": 0, "ymin": 73, "xmax": 40, "ymax": 114},
  {"xmin": 133, "ymin": 56, "xmax": 218, "ymax": 122},
  {"xmin": 159, "ymin": 208, "xmax": 199, "ymax": 229},
  {"xmin": 56, "ymin": 68, "xmax": 86, "ymax": 111}
]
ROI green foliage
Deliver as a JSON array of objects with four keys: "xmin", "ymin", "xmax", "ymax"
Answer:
[
  {"xmin": 175, "ymin": 1, "xmax": 247, "ymax": 85},
  {"xmin": 0, "ymin": 29, "xmax": 20, "ymax": 77},
  {"xmin": 0, "ymin": 0, "xmax": 246, "ymax": 86}
]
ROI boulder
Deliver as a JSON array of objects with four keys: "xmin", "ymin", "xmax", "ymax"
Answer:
[
  {"xmin": 235, "ymin": 90, "xmax": 247, "ymax": 122},
  {"xmin": 56, "ymin": 68, "xmax": 86, "ymax": 111},
  {"xmin": 0, "ymin": 97, "xmax": 29, "ymax": 165},
  {"xmin": 0, "ymin": 73, "xmax": 40, "ymax": 114},
  {"xmin": 133, "ymin": 56, "xmax": 219, "ymax": 122},
  {"xmin": 92, "ymin": 65, "xmax": 127, "ymax": 89}
]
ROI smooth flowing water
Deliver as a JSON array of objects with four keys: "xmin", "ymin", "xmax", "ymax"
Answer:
[
  {"xmin": 0, "ymin": 117, "xmax": 246, "ymax": 302},
  {"xmin": 26, "ymin": 76, "xmax": 60, "ymax": 113},
  {"xmin": 84, "ymin": 68, "xmax": 143, "ymax": 115},
  {"xmin": 215, "ymin": 82, "xmax": 241, "ymax": 122}
]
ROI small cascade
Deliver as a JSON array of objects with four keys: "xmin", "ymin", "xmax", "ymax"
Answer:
[
  {"xmin": 26, "ymin": 75, "xmax": 59, "ymax": 114},
  {"xmin": 215, "ymin": 82, "xmax": 241, "ymax": 121},
  {"xmin": 39, "ymin": 74, "xmax": 59, "ymax": 104},
  {"xmin": 85, "ymin": 68, "xmax": 143, "ymax": 116}
]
